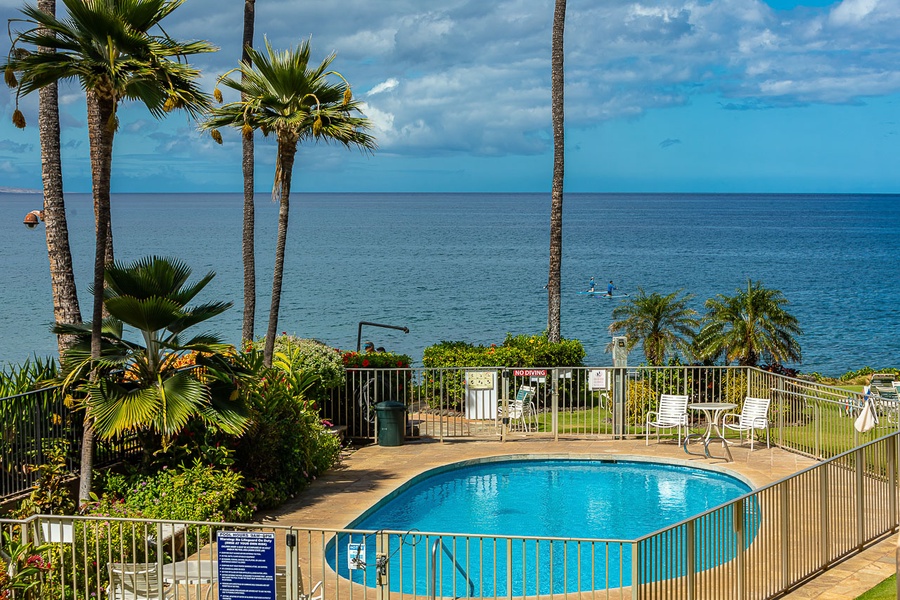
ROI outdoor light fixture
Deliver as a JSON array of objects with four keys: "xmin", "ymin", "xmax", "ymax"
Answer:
[{"xmin": 23, "ymin": 209, "xmax": 44, "ymax": 229}]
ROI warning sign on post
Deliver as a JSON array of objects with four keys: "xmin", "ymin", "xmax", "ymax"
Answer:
[{"xmin": 217, "ymin": 531, "xmax": 276, "ymax": 600}]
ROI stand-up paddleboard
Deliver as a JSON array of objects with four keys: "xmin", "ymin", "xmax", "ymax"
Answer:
[
  {"xmin": 595, "ymin": 293, "xmax": 629, "ymax": 299},
  {"xmin": 577, "ymin": 290, "xmax": 606, "ymax": 295}
]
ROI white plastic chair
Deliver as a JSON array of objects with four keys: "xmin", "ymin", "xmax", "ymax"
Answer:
[
  {"xmin": 721, "ymin": 397, "xmax": 771, "ymax": 450},
  {"xmin": 506, "ymin": 385, "xmax": 537, "ymax": 432},
  {"xmin": 645, "ymin": 394, "xmax": 689, "ymax": 445},
  {"xmin": 107, "ymin": 562, "xmax": 174, "ymax": 600}
]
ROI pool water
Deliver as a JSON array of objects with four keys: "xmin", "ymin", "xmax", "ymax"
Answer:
[{"xmin": 329, "ymin": 458, "xmax": 758, "ymax": 594}]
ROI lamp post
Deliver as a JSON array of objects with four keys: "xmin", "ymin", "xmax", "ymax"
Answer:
[{"xmin": 23, "ymin": 209, "xmax": 44, "ymax": 229}]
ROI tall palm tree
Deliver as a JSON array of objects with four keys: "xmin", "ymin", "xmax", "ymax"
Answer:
[
  {"xmin": 3, "ymin": 0, "xmax": 215, "ymax": 501},
  {"xmin": 54, "ymin": 256, "xmax": 250, "ymax": 462},
  {"xmin": 240, "ymin": 0, "xmax": 256, "ymax": 346},
  {"xmin": 35, "ymin": 0, "xmax": 81, "ymax": 355},
  {"xmin": 204, "ymin": 37, "xmax": 375, "ymax": 367},
  {"xmin": 695, "ymin": 279, "xmax": 803, "ymax": 366},
  {"xmin": 547, "ymin": 0, "xmax": 566, "ymax": 343},
  {"xmin": 609, "ymin": 289, "xmax": 699, "ymax": 366}
]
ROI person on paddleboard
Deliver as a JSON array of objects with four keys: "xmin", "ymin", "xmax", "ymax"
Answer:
[
  {"xmin": 588, "ymin": 277, "xmax": 596, "ymax": 292},
  {"xmin": 607, "ymin": 281, "xmax": 616, "ymax": 296}
]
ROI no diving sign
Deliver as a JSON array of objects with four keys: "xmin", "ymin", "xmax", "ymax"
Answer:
[{"xmin": 512, "ymin": 369, "xmax": 547, "ymax": 377}]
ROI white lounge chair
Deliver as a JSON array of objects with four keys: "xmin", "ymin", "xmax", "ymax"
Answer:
[
  {"xmin": 645, "ymin": 394, "xmax": 689, "ymax": 445},
  {"xmin": 108, "ymin": 562, "xmax": 174, "ymax": 600},
  {"xmin": 721, "ymin": 397, "xmax": 771, "ymax": 450}
]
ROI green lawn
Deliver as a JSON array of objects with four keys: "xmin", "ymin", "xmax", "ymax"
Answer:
[{"xmin": 856, "ymin": 574, "xmax": 896, "ymax": 599}]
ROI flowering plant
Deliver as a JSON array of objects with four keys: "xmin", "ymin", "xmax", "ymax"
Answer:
[{"xmin": 341, "ymin": 351, "xmax": 411, "ymax": 369}]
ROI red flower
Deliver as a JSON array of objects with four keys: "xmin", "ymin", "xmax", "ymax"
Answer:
[
  {"xmin": 362, "ymin": 359, "xmax": 370, "ymax": 367},
  {"xmin": 396, "ymin": 361, "xmax": 404, "ymax": 367}
]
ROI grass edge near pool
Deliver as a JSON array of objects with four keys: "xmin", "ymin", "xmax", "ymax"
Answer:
[{"xmin": 855, "ymin": 573, "xmax": 896, "ymax": 599}]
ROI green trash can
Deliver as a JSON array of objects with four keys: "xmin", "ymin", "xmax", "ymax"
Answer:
[{"xmin": 374, "ymin": 401, "xmax": 407, "ymax": 447}]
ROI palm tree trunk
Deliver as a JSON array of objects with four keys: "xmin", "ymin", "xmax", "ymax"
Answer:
[
  {"xmin": 547, "ymin": 0, "xmax": 566, "ymax": 343},
  {"xmin": 79, "ymin": 90, "xmax": 116, "ymax": 504},
  {"xmin": 240, "ymin": 0, "xmax": 256, "ymax": 347},
  {"xmin": 37, "ymin": 0, "xmax": 81, "ymax": 355},
  {"xmin": 263, "ymin": 140, "xmax": 297, "ymax": 367}
]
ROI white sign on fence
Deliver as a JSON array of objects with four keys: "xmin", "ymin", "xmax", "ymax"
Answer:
[
  {"xmin": 348, "ymin": 542, "xmax": 366, "ymax": 570},
  {"xmin": 589, "ymin": 369, "xmax": 609, "ymax": 391}
]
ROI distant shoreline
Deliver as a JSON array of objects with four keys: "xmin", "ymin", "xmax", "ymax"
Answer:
[{"xmin": 0, "ymin": 187, "xmax": 40, "ymax": 194}]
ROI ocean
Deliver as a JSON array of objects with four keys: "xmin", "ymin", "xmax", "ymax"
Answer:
[{"xmin": 1, "ymin": 192, "xmax": 897, "ymax": 376}]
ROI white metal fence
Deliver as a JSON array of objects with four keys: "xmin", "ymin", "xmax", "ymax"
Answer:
[
  {"xmin": 2, "ymin": 432, "xmax": 897, "ymax": 599},
  {"xmin": 4, "ymin": 366, "xmax": 897, "ymax": 599},
  {"xmin": 329, "ymin": 366, "xmax": 894, "ymax": 461}
]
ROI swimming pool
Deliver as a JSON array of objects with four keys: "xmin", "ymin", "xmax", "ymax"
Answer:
[{"xmin": 328, "ymin": 457, "xmax": 759, "ymax": 594}]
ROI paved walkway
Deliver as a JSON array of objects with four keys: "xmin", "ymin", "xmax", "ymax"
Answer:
[{"xmin": 262, "ymin": 436, "xmax": 896, "ymax": 599}]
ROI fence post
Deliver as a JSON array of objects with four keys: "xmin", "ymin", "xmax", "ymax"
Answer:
[
  {"xmin": 856, "ymin": 446, "xmax": 865, "ymax": 549},
  {"xmin": 552, "ymin": 368, "xmax": 559, "ymax": 442},
  {"xmin": 613, "ymin": 368, "xmax": 627, "ymax": 439},
  {"xmin": 286, "ymin": 528, "xmax": 299, "ymax": 600},
  {"xmin": 631, "ymin": 541, "xmax": 640, "ymax": 600},
  {"xmin": 821, "ymin": 463, "xmax": 831, "ymax": 568},
  {"xmin": 734, "ymin": 499, "xmax": 744, "ymax": 600},
  {"xmin": 781, "ymin": 480, "xmax": 791, "ymax": 590},
  {"xmin": 685, "ymin": 521, "xmax": 695, "ymax": 600},
  {"xmin": 889, "ymin": 434, "xmax": 898, "ymax": 531}
]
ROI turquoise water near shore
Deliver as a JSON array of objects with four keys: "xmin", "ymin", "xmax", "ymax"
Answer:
[{"xmin": 1, "ymin": 192, "xmax": 897, "ymax": 375}]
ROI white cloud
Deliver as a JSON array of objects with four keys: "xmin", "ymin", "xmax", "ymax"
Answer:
[
  {"xmin": 368, "ymin": 79, "xmax": 400, "ymax": 96},
  {"xmin": 829, "ymin": 0, "xmax": 880, "ymax": 26},
  {"xmin": 1, "ymin": 0, "xmax": 899, "ymax": 160}
]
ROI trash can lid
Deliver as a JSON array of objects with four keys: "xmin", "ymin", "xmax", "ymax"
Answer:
[{"xmin": 374, "ymin": 401, "xmax": 407, "ymax": 410}]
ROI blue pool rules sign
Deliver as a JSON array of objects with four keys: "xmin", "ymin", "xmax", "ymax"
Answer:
[{"xmin": 217, "ymin": 531, "xmax": 277, "ymax": 599}]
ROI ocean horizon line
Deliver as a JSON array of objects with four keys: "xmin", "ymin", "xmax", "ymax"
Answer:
[{"xmin": 4, "ymin": 190, "xmax": 898, "ymax": 198}]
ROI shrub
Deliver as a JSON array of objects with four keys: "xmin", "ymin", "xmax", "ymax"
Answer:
[
  {"xmin": 422, "ymin": 333, "xmax": 585, "ymax": 368},
  {"xmin": 232, "ymin": 362, "xmax": 342, "ymax": 509},
  {"xmin": 96, "ymin": 462, "xmax": 251, "ymax": 523},
  {"xmin": 627, "ymin": 379, "xmax": 657, "ymax": 426},
  {"xmin": 251, "ymin": 335, "xmax": 347, "ymax": 403}
]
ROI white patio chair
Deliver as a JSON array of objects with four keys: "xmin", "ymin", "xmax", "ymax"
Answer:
[
  {"xmin": 721, "ymin": 397, "xmax": 771, "ymax": 450},
  {"xmin": 645, "ymin": 394, "xmax": 689, "ymax": 445},
  {"xmin": 506, "ymin": 385, "xmax": 537, "ymax": 432},
  {"xmin": 872, "ymin": 386, "xmax": 900, "ymax": 424},
  {"xmin": 108, "ymin": 562, "xmax": 174, "ymax": 600}
]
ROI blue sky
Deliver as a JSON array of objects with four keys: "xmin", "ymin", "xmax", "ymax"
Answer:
[{"xmin": 0, "ymin": 0, "xmax": 898, "ymax": 194}]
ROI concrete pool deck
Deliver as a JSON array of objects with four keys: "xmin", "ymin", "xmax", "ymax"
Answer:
[{"xmin": 263, "ymin": 436, "xmax": 896, "ymax": 599}]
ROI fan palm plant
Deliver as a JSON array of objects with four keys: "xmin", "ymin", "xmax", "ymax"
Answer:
[
  {"xmin": 204, "ymin": 37, "xmax": 375, "ymax": 367},
  {"xmin": 54, "ymin": 257, "xmax": 250, "ymax": 461},
  {"xmin": 695, "ymin": 279, "xmax": 802, "ymax": 366},
  {"xmin": 608, "ymin": 289, "xmax": 699, "ymax": 366},
  {"xmin": 3, "ymin": 0, "xmax": 215, "ymax": 500}
]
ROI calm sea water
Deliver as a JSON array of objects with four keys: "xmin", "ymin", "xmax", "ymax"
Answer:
[{"xmin": 1, "ymin": 192, "xmax": 897, "ymax": 375}]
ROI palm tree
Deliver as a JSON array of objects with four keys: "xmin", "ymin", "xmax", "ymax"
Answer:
[
  {"xmin": 609, "ymin": 289, "xmax": 699, "ymax": 366},
  {"xmin": 54, "ymin": 256, "xmax": 249, "ymax": 462},
  {"xmin": 547, "ymin": 0, "xmax": 566, "ymax": 343},
  {"xmin": 35, "ymin": 0, "xmax": 81, "ymax": 355},
  {"xmin": 204, "ymin": 37, "xmax": 376, "ymax": 367},
  {"xmin": 240, "ymin": 0, "xmax": 256, "ymax": 346},
  {"xmin": 3, "ymin": 0, "xmax": 215, "ymax": 501},
  {"xmin": 695, "ymin": 279, "xmax": 802, "ymax": 366}
]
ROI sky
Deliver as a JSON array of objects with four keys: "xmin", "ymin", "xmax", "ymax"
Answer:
[{"xmin": 0, "ymin": 0, "xmax": 898, "ymax": 194}]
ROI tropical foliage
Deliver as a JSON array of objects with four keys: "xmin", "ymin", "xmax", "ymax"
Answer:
[
  {"xmin": 423, "ymin": 333, "xmax": 585, "ymax": 368},
  {"xmin": 53, "ymin": 257, "xmax": 250, "ymax": 457},
  {"xmin": 695, "ymin": 279, "xmax": 802, "ymax": 366},
  {"xmin": 3, "ymin": 0, "xmax": 216, "ymax": 501},
  {"xmin": 609, "ymin": 289, "xmax": 699, "ymax": 366},
  {"xmin": 204, "ymin": 37, "xmax": 375, "ymax": 367}
]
